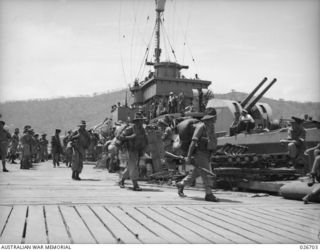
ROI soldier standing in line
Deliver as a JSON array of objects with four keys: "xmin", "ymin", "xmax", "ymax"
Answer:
[
  {"xmin": 39, "ymin": 133, "xmax": 49, "ymax": 162},
  {"xmin": 118, "ymin": 113, "xmax": 148, "ymax": 191},
  {"xmin": 9, "ymin": 128, "xmax": 20, "ymax": 164},
  {"xmin": 176, "ymin": 108, "xmax": 219, "ymax": 202},
  {"xmin": 63, "ymin": 131, "xmax": 73, "ymax": 167},
  {"xmin": 51, "ymin": 129, "xmax": 63, "ymax": 167},
  {"xmin": 71, "ymin": 121, "xmax": 91, "ymax": 180},
  {"xmin": 20, "ymin": 126, "xmax": 33, "ymax": 169},
  {"xmin": 0, "ymin": 121, "xmax": 11, "ymax": 172},
  {"xmin": 33, "ymin": 134, "xmax": 41, "ymax": 163}
]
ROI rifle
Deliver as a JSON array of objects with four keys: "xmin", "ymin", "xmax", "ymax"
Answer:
[{"xmin": 165, "ymin": 151, "xmax": 216, "ymax": 177}]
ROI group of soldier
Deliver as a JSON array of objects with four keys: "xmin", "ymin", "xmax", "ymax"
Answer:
[
  {"xmin": 148, "ymin": 91, "xmax": 186, "ymax": 120},
  {"xmin": 0, "ymin": 122, "xmax": 50, "ymax": 171},
  {"xmin": 1, "ymin": 104, "xmax": 319, "ymax": 203},
  {"xmin": 107, "ymin": 105, "xmax": 220, "ymax": 201},
  {"xmin": 0, "ymin": 119, "xmax": 94, "ymax": 182}
]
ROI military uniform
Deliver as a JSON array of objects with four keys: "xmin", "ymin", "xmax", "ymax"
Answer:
[
  {"xmin": 71, "ymin": 121, "xmax": 90, "ymax": 180},
  {"xmin": 20, "ymin": 127, "xmax": 33, "ymax": 169},
  {"xmin": 51, "ymin": 130, "xmax": 63, "ymax": 167},
  {"xmin": 33, "ymin": 134, "xmax": 40, "ymax": 163},
  {"xmin": 39, "ymin": 134, "xmax": 48, "ymax": 161},
  {"xmin": 303, "ymin": 143, "xmax": 320, "ymax": 204},
  {"xmin": 9, "ymin": 129, "xmax": 20, "ymax": 164},
  {"xmin": 63, "ymin": 131, "xmax": 72, "ymax": 166},
  {"xmin": 0, "ymin": 121, "xmax": 11, "ymax": 172},
  {"xmin": 119, "ymin": 113, "xmax": 148, "ymax": 190},
  {"xmin": 287, "ymin": 117, "xmax": 307, "ymax": 172},
  {"xmin": 176, "ymin": 109, "xmax": 219, "ymax": 202},
  {"xmin": 158, "ymin": 119, "xmax": 175, "ymax": 171}
]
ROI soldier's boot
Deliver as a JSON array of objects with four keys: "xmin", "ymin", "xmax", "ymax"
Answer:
[
  {"xmin": 118, "ymin": 179, "xmax": 125, "ymax": 188},
  {"xmin": 176, "ymin": 182, "xmax": 186, "ymax": 197},
  {"xmin": 132, "ymin": 180, "xmax": 142, "ymax": 191},
  {"xmin": 205, "ymin": 193, "xmax": 219, "ymax": 202},
  {"xmin": 74, "ymin": 171, "xmax": 81, "ymax": 181},
  {"xmin": 10, "ymin": 156, "xmax": 17, "ymax": 164},
  {"xmin": 307, "ymin": 173, "xmax": 315, "ymax": 187},
  {"xmin": 3, "ymin": 168, "xmax": 9, "ymax": 172},
  {"xmin": 302, "ymin": 194, "xmax": 311, "ymax": 204},
  {"xmin": 71, "ymin": 171, "xmax": 76, "ymax": 180}
]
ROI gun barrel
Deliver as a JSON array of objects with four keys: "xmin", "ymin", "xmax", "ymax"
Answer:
[
  {"xmin": 241, "ymin": 77, "xmax": 268, "ymax": 107},
  {"xmin": 245, "ymin": 78, "xmax": 277, "ymax": 111}
]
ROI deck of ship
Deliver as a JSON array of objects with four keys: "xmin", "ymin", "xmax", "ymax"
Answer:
[{"xmin": 0, "ymin": 161, "xmax": 319, "ymax": 244}]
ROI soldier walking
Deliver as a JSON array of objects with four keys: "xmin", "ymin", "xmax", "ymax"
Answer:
[
  {"xmin": 9, "ymin": 128, "xmax": 20, "ymax": 164},
  {"xmin": 118, "ymin": 113, "xmax": 148, "ymax": 191},
  {"xmin": 0, "ymin": 121, "xmax": 11, "ymax": 172},
  {"xmin": 51, "ymin": 129, "xmax": 63, "ymax": 167},
  {"xmin": 71, "ymin": 121, "xmax": 90, "ymax": 180},
  {"xmin": 176, "ymin": 108, "xmax": 219, "ymax": 202}
]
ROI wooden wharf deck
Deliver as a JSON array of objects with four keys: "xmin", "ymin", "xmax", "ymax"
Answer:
[{"xmin": 0, "ymin": 162, "xmax": 319, "ymax": 244}]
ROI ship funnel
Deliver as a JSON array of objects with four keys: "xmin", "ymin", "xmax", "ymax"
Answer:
[
  {"xmin": 156, "ymin": 0, "xmax": 166, "ymax": 12},
  {"xmin": 241, "ymin": 77, "xmax": 267, "ymax": 108},
  {"xmin": 245, "ymin": 78, "xmax": 277, "ymax": 112}
]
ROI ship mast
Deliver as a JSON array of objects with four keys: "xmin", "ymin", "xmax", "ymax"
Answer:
[{"xmin": 154, "ymin": 0, "xmax": 166, "ymax": 63}]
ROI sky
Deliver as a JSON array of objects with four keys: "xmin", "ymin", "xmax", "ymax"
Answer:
[{"xmin": 0, "ymin": 0, "xmax": 319, "ymax": 103}]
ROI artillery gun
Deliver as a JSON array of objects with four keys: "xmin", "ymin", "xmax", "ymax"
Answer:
[{"xmin": 206, "ymin": 78, "xmax": 320, "ymax": 188}]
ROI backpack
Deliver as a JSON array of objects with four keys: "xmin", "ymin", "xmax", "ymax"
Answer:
[{"xmin": 176, "ymin": 118, "xmax": 200, "ymax": 153}]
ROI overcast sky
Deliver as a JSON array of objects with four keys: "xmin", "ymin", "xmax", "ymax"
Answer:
[{"xmin": 0, "ymin": 0, "xmax": 319, "ymax": 103}]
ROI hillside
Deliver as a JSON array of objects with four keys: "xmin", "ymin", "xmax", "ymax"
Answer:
[{"xmin": 0, "ymin": 89, "xmax": 319, "ymax": 135}]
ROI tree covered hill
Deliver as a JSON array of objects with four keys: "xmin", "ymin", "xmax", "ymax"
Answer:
[{"xmin": 0, "ymin": 89, "xmax": 319, "ymax": 135}]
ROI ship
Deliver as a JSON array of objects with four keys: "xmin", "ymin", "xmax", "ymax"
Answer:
[{"xmin": 96, "ymin": 0, "xmax": 320, "ymax": 192}]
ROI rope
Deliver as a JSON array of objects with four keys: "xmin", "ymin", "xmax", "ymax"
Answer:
[
  {"xmin": 161, "ymin": 19, "xmax": 177, "ymax": 62},
  {"xmin": 118, "ymin": 1, "xmax": 127, "ymax": 86},
  {"xmin": 136, "ymin": 21, "xmax": 157, "ymax": 80}
]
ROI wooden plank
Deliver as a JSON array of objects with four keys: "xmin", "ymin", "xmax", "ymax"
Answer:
[
  {"xmin": 108, "ymin": 207, "xmax": 166, "ymax": 244},
  {"xmin": 123, "ymin": 206, "xmax": 187, "ymax": 244},
  {"xmin": 265, "ymin": 208, "xmax": 316, "ymax": 226},
  {"xmin": 255, "ymin": 207, "xmax": 318, "ymax": 241},
  {"xmin": 0, "ymin": 206, "xmax": 12, "ymax": 236},
  {"xmin": 24, "ymin": 206, "xmax": 47, "ymax": 244},
  {"xmin": 268, "ymin": 208, "xmax": 320, "ymax": 225},
  {"xmin": 0, "ymin": 206, "xmax": 27, "ymax": 244},
  {"xmin": 159, "ymin": 206, "xmax": 227, "ymax": 244},
  {"xmin": 165, "ymin": 206, "xmax": 234, "ymax": 244},
  {"xmin": 179, "ymin": 206, "xmax": 256, "ymax": 244},
  {"xmin": 236, "ymin": 207, "xmax": 316, "ymax": 243},
  {"xmin": 225, "ymin": 208, "xmax": 316, "ymax": 244},
  {"xmin": 193, "ymin": 207, "xmax": 271, "ymax": 244},
  {"xmin": 286, "ymin": 208, "xmax": 319, "ymax": 221},
  {"xmin": 137, "ymin": 207, "xmax": 209, "ymax": 244},
  {"xmin": 59, "ymin": 205, "xmax": 96, "ymax": 244},
  {"xmin": 248, "ymin": 207, "xmax": 316, "ymax": 237},
  {"xmin": 75, "ymin": 205, "xmax": 117, "ymax": 244},
  {"xmin": 208, "ymin": 208, "xmax": 290, "ymax": 243},
  {"xmin": 90, "ymin": 205, "xmax": 140, "ymax": 244},
  {"xmin": 45, "ymin": 206, "xmax": 70, "ymax": 244}
]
